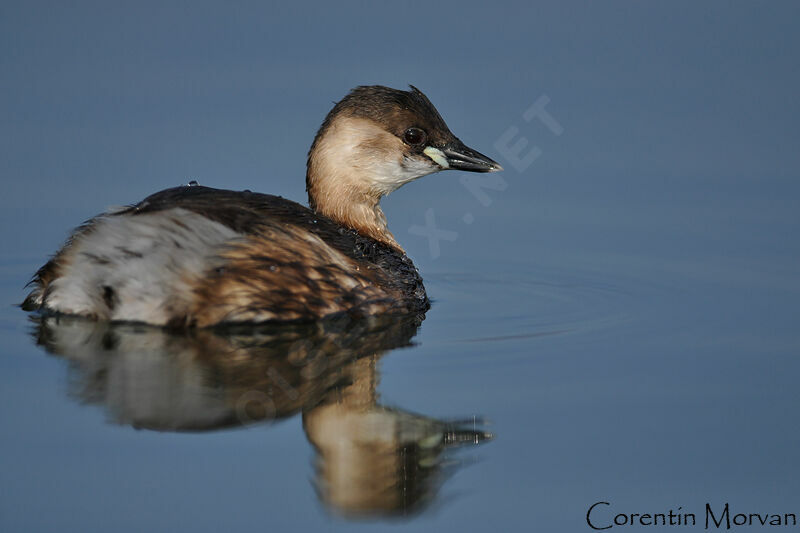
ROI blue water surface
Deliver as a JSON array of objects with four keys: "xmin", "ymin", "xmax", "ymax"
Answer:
[{"xmin": 1, "ymin": 2, "xmax": 799, "ymax": 532}]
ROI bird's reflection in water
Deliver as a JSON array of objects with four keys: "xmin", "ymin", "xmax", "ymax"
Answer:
[{"xmin": 30, "ymin": 312, "xmax": 492, "ymax": 518}]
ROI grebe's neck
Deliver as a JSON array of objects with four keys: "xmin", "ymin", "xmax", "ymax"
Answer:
[
  {"xmin": 306, "ymin": 116, "xmax": 409, "ymax": 252},
  {"xmin": 312, "ymin": 191, "xmax": 400, "ymax": 251}
]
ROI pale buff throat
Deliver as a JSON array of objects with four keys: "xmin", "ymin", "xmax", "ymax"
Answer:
[{"xmin": 306, "ymin": 116, "xmax": 441, "ymax": 251}]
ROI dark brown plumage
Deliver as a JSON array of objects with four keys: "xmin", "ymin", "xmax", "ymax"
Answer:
[{"xmin": 131, "ymin": 186, "xmax": 429, "ymax": 325}]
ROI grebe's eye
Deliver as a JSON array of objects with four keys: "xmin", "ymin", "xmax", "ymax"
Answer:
[{"xmin": 403, "ymin": 127, "xmax": 426, "ymax": 146}]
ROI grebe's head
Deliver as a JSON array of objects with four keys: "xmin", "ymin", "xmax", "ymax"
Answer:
[{"xmin": 306, "ymin": 85, "xmax": 502, "ymax": 248}]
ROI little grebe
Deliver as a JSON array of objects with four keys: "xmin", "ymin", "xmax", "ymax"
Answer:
[{"xmin": 22, "ymin": 85, "xmax": 502, "ymax": 327}]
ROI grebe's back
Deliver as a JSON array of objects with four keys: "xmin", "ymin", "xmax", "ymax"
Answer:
[
  {"xmin": 23, "ymin": 85, "xmax": 501, "ymax": 326},
  {"xmin": 23, "ymin": 186, "xmax": 427, "ymax": 326}
]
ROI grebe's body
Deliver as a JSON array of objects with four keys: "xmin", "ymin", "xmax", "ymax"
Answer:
[
  {"xmin": 24, "ymin": 186, "xmax": 427, "ymax": 327},
  {"xmin": 23, "ymin": 85, "xmax": 501, "ymax": 327}
]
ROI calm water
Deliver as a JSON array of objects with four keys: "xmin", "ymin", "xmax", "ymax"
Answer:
[{"xmin": 2, "ymin": 3, "xmax": 800, "ymax": 532}]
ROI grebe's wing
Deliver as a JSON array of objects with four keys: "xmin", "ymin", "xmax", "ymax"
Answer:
[
  {"xmin": 23, "ymin": 186, "xmax": 414, "ymax": 326},
  {"xmin": 121, "ymin": 185, "xmax": 326, "ymax": 235}
]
